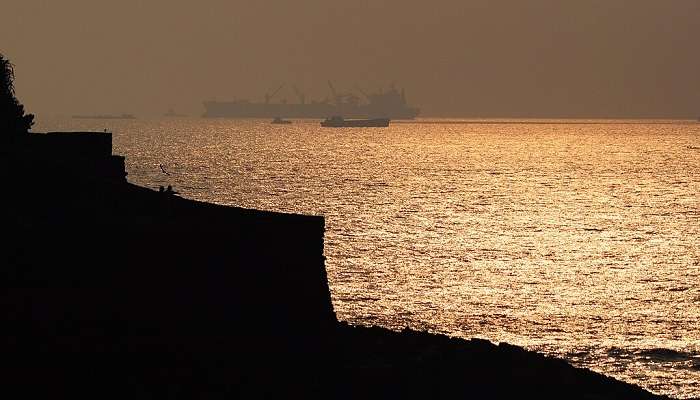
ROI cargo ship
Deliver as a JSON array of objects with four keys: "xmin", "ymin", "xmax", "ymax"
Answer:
[{"xmin": 203, "ymin": 82, "xmax": 419, "ymax": 120}]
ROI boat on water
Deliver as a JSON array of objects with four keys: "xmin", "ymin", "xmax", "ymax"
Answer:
[
  {"xmin": 72, "ymin": 113, "xmax": 135, "ymax": 120},
  {"xmin": 321, "ymin": 116, "xmax": 390, "ymax": 128},
  {"xmin": 271, "ymin": 117, "xmax": 292, "ymax": 124}
]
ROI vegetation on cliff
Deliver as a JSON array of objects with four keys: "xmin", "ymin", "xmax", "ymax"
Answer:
[{"xmin": 1, "ymin": 53, "xmax": 34, "ymax": 140}]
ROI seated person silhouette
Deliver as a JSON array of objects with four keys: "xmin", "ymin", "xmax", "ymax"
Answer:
[{"xmin": 164, "ymin": 185, "xmax": 178, "ymax": 195}]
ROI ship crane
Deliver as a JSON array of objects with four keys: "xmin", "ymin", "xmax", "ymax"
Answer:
[
  {"xmin": 354, "ymin": 84, "xmax": 371, "ymax": 103},
  {"xmin": 293, "ymin": 85, "xmax": 306, "ymax": 105},
  {"xmin": 327, "ymin": 81, "xmax": 341, "ymax": 106},
  {"xmin": 264, "ymin": 83, "xmax": 285, "ymax": 104},
  {"xmin": 327, "ymin": 81, "xmax": 358, "ymax": 106}
]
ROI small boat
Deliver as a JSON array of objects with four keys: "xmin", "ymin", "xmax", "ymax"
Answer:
[
  {"xmin": 271, "ymin": 117, "xmax": 292, "ymax": 124},
  {"xmin": 320, "ymin": 116, "xmax": 390, "ymax": 127}
]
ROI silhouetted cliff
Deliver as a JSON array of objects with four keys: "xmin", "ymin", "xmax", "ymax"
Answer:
[
  {"xmin": 0, "ymin": 131, "xmax": 670, "ymax": 399},
  {"xmin": 2, "ymin": 132, "xmax": 333, "ymax": 335}
]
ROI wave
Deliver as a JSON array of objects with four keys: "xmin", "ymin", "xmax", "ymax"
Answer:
[{"xmin": 637, "ymin": 348, "xmax": 697, "ymax": 362}]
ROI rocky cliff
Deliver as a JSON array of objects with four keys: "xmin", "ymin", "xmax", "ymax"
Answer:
[{"xmin": 0, "ymin": 132, "xmax": 669, "ymax": 399}]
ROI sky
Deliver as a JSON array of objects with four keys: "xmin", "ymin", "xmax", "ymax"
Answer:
[{"xmin": 2, "ymin": 0, "xmax": 699, "ymax": 118}]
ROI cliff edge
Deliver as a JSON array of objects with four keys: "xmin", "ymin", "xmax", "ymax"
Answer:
[{"xmin": 1, "ymin": 132, "xmax": 669, "ymax": 399}]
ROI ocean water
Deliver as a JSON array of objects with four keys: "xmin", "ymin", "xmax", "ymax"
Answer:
[{"xmin": 36, "ymin": 117, "xmax": 699, "ymax": 398}]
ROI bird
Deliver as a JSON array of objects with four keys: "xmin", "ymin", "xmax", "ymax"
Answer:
[{"xmin": 159, "ymin": 164, "xmax": 170, "ymax": 175}]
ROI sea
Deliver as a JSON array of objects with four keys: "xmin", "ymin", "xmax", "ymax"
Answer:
[{"xmin": 35, "ymin": 117, "xmax": 699, "ymax": 398}]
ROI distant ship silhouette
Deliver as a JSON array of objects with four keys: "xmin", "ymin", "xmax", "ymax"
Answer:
[
  {"xmin": 72, "ymin": 113, "xmax": 135, "ymax": 120},
  {"xmin": 203, "ymin": 82, "xmax": 419, "ymax": 119}
]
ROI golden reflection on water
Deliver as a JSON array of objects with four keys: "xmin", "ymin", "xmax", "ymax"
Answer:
[{"xmin": 36, "ymin": 118, "xmax": 700, "ymax": 398}]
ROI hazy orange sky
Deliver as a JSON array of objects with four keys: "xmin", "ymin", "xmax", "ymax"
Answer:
[{"xmin": 2, "ymin": 0, "xmax": 699, "ymax": 118}]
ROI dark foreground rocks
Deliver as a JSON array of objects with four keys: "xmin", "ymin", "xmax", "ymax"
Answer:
[
  {"xmin": 1, "ymin": 322, "xmax": 667, "ymax": 399},
  {"xmin": 1, "ymin": 133, "xmax": 669, "ymax": 399}
]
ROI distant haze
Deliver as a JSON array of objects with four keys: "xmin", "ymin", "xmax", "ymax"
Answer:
[{"xmin": 2, "ymin": 0, "xmax": 699, "ymax": 118}]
